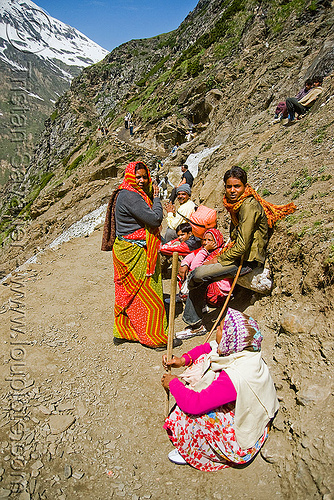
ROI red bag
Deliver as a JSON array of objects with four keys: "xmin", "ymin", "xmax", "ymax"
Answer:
[
  {"xmin": 189, "ymin": 205, "xmax": 217, "ymax": 238},
  {"xmin": 160, "ymin": 239, "xmax": 193, "ymax": 257}
]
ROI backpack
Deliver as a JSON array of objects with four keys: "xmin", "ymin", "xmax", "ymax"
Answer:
[{"xmin": 178, "ymin": 205, "xmax": 217, "ymax": 238}]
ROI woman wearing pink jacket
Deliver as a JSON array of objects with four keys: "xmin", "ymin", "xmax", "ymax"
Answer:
[{"xmin": 178, "ymin": 228, "xmax": 232, "ymax": 309}]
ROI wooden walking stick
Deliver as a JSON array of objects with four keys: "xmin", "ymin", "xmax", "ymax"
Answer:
[
  {"xmin": 203, "ymin": 256, "xmax": 244, "ymax": 344},
  {"xmin": 164, "ymin": 251, "xmax": 179, "ymax": 418}
]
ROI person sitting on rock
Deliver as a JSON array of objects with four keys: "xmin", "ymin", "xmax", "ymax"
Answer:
[
  {"xmin": 175, "ymin": 166, "xmax": 296, "ymax": 340},
  {"xmin": 164, "ymin": 184, "xmax": 196, "ymax": 243},
  {"xmin": 273, "ymin": 78, "xmax": 313, "ymax": 123},
  {"xmin": 178, "ymin": 228, "xmax": 232, "ymax": 307},
  {"xmin": 285, "ymin": 75, "xmax": 323, "ymax": 124},
  {"xmin": 162, "ymin": 308, "xmax": 279, "ymax": 469},
  {"xmin": 169, "ymin": 164, "xmax": 194, "ymax": 203}
]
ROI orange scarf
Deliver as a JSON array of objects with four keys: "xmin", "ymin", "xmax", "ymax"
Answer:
[
  {"xmin": 223, "ymin": 184, "xmax": 296, "ymax": 228},
  {"xmin": 120, "ymin": 161, "xmax": 160, "ymax": 276}
]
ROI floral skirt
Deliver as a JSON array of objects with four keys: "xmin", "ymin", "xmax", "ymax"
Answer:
[
  {"xmin": 112, "ymin": 237, "xmax": 167, "ymax": 347},
  {"xmin": 164, "ymin": 404, "xmax": 268, "ymax": 471}
]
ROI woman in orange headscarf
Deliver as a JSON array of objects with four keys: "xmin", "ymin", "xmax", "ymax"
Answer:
[{"xmin": 101, "ymin": 161, "xmax": 169, "ymax": 348}]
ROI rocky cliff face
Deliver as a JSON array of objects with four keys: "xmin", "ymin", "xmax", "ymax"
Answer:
[
  {"xmin": 0, "ymin": 0, "xmax": 108, "ymax": 182},
  {"xmin": 1, "ymin": 0, "xmax": 334, "ymax": 497}
]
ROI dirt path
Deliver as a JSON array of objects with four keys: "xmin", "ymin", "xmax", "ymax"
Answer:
[
  {"xmin": 117, "ymin": 127, "xmax": 133, "ymax": 144},
  {"xmin": 0, "ymin": 227, "xmax": 282, "ymax": 499}
]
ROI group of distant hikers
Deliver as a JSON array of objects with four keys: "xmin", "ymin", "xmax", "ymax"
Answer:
[{"xmin": 100, "ymin": 72, "xmax": 324, "ymax": 470}]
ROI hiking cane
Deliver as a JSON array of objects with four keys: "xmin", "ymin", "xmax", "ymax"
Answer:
[
  {"xmin": 202, "ymin": 256, "xmax": 244, "ymax": 344},
  {"xmin": 164, "ymin": 251, "xmax": 179, "ymax": 418}
]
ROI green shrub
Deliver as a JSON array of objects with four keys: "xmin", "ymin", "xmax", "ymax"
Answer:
[
  {"xmin": 158, "ymin": 32, "xmax": 176, "ymax": 49},
  {"xmin": 65, "ymin": 154, "xmax": 84, "ymax": 173},
  {"xmin": 206, "ymin": 75, "xmax": 218, "ymax": 90},
  {"xmin": 290, "ymin": 168, "xmax": 317, "ymax": 197},
  {"xmin": 261, "ymin": 142, "xmax": 273, "ymax": 152},
  {"xmin": 308, "ymin": 0, "xmax": 318, "ymax": 11},
  {"xmin": 85, "ymin": 141, "xmax": 99, "ymax": 163},
  {"xmin": 136, "ymin": 55, "xmax": 170, "ymax": 87},
  {"xmin": 320, "ymin": 174, "xmax": 332, "ymax": 181},
  {"xmin": 266, "ymin": 0, "xmax": 307, "ymax": 33},
  {"xmin": 39, "ymin": 172, "xmax": 54, "ymax": 191},
  {"xmin": 17, "ymin": 172, "xmax": 55, "ymax": 218},
  {"xmin": 324, "ymin": 244, "xmax": 334, "ymax": 265},
  {"xmin": 173, "ymin": 0, "xmax": 246, "ymax": 70},
  {"xmin": 61, "ymin": 139, "xmax": 87, "ymax": 166},
  {"xmin": 187, "ymin": 57, "xmax": 204, "ymax": 77},
  {"xmin": 50, "ymin": 109, "xmax": 58, "ymax": 121}
]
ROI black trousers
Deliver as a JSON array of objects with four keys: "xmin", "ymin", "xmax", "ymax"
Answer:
[{"xmin": 286, "ymin": 97, "xmax": 307, "ymax": 119}]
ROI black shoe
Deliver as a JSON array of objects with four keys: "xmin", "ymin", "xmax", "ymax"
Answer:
[
  {"xmin": 113, "ymin": 337, "xmax": 128, "ymax": 346},
  {"xmin": 154, "ymin": 338, "xmax": 183, "ymax": 351},
  {"xmin": 164, "ymin": 294, "xmax": 182, "ymax": 305}
]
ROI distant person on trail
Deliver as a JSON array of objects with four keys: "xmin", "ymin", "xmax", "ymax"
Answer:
[
  {"xmin": 164, "ymin": 184, "xmax": 196, "ymax": 243},
  {"xmin": 162, "ymin": 308, "xmax": 279, "ymax": 469},
  {"xmin": 185, "ymin": 129, "xmax": 194, "ymax": 142},
  {"xmin": 124, "ymin": 112, "xmax": 131, "ymax": 129},
  {"xmin": 101, "ymin": 161, "xmax": 178, "ymax": 350},
  {"xmin": 129, "ymin": 120, "xmax": 134, "ymax": 136},
  {"xmin": 169, "ymin": 164, "xmax": 194, "ymax": 203},
  {"xmin": 158, "ymin": 175, "xmax": 171, "ymax": 199},
  {"xmin": 273, "ymin": 78, "xmax": 313, "ymax": 123},
  {"xmin": 175, "ymin": 166, "xmax": 296, "ymax": 340},
  {"xmin": 171, "ymin": 142, "xmax": 179, "ymax": 154}
]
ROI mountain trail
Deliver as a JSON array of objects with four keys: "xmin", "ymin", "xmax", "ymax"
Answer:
[{"xmin": 0, "ymin": 226, "xmax": 283, "ymax": 499}]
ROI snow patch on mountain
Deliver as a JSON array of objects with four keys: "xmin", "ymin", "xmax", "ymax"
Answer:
[
  {"xmin": 0, "ymin": 0, "xmax": 109, "ymax": 74},
  {"xmin": 185, "ymin": 145, "xmax": 221, "ymax": 177}
]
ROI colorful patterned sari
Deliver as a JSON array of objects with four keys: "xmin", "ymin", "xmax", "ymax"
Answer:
[
  {"xmin": 164, "ymin": 310, "xmax": 277, "ymax": 470},
  {"xmin": 164, "ymin": 402, "xmax": 268, "ymax": 471},
  {"xmin": 113, "ymin": 236, "xmax": 167, "ymax": 346},
  {"xmin": 102, "ymin": 161, "xmax": 168, "ymax": 347}
]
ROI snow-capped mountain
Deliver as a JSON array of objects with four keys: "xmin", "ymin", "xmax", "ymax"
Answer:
[
  {"xmin": 0, "ymin": 0, "xmax": 109, "ymax": 183},
  {"xmin": 0, "ymin": 0, "xmax": 109, "ymax": 80}
]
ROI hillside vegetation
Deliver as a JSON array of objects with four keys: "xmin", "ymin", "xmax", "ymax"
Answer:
[{"xmin": 0, "ymin": 0, "xmax": 333, "ymax": 497}]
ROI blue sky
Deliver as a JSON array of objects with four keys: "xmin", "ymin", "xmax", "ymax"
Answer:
[{"xmin": 37, "ymin": 0, "xmax": 198, "ymax": 52}]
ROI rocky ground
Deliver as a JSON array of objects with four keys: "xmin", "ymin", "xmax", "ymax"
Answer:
[
  {"xmin": 0, "ymin": 89, "xmax": 333, "ymax": 497},
  {"xmin": 0, "ymin": 227, "xmax": 285, "ymax": 500},
  {"xmin": 1, "ymin": 3, "xmax": 334, "ymax": 497}
]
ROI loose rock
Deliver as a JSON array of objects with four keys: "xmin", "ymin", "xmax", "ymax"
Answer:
[{"xmin": 49, "ymin": 415, "xmax": 76, "ymax": 434}]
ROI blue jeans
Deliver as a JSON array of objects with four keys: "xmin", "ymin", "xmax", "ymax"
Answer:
[{"xmin": 182, "ymin": 261, "xmax": 254, "ymax": 326}]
